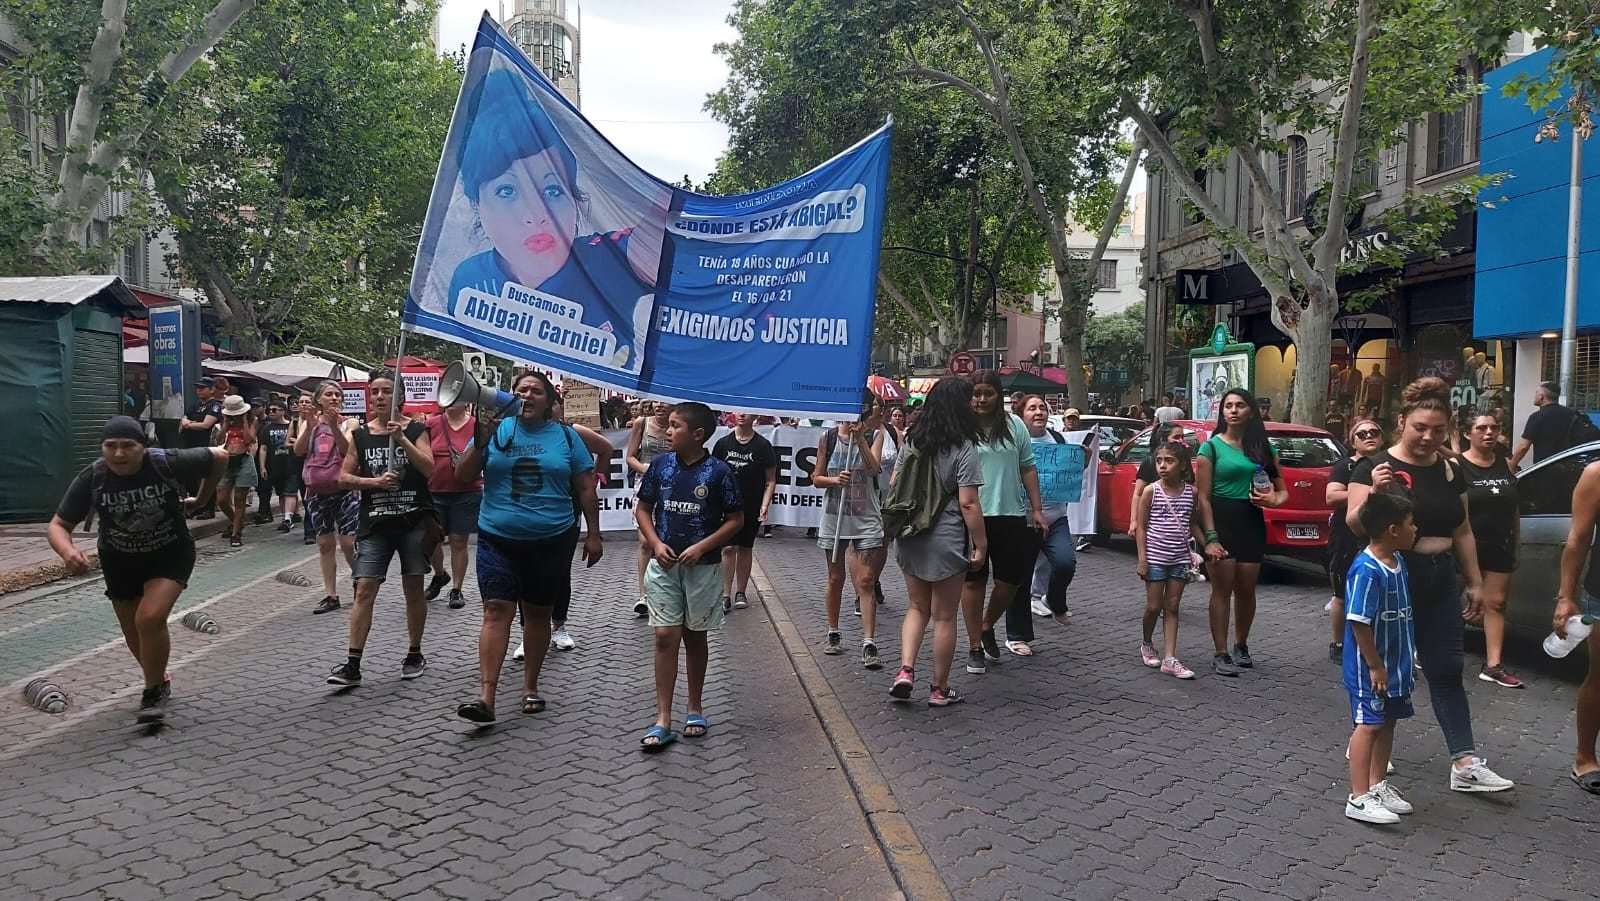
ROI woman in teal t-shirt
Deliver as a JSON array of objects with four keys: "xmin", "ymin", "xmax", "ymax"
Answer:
[
  {"xmin": 1196, "ymin": 388, "xmax": 1286, "ymax": 677},
  {"xmin": 451, "ymin": 370, "xmax": 603, "ymax": 724},
  {"xmin": 960, "ymin": 371, "xmax": 1047, "ymax": 674}
]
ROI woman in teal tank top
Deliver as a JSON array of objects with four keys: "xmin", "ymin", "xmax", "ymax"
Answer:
[{"xmin": 1195, "ymin": 389, "xmax": 1286, "ymax": 677}]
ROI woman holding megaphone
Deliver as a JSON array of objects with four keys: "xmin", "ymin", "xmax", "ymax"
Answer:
[{"xmin": 453, "ymin": 370, "xmax": 603, "ymax": 724}]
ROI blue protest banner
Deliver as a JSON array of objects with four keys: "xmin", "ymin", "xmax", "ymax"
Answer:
[
  {"xmin": 1034, "ymin": 440, "xmax": 1087, "ymax": 505},
  {"xmin": 403, "ymin": 14, "xmax": 891, "ymax": 419}
]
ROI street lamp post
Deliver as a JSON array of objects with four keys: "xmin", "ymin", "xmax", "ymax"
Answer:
[{"xmin": 1560, "ymin": 121, "xmax": 1583, "ymax": 406}]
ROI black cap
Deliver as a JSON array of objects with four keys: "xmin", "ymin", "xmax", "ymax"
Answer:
[
  {"xmin": 195, "ymin": 377, "xmax": 215, "ymax": 388},
  {"xmin": 249, "ymin": 396, "xmax": 266, "ymax": 405}
]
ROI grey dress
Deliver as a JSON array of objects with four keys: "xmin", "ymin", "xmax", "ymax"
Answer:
[{"xmin": 895, "ymin": 442, "xmax": 983, "ymax": 582}]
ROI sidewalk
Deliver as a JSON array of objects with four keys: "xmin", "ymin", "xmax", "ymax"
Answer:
[
  {"xmin": 753, "ymin": 532, "xmax": 1597, "ymax": 900},
  {"xmin": 0, "ymin": 518, "xmax": 230, "ymax": 598},
  {"xmin": 0, "ymin": 530, "xmax": 902, "ymax": 900}
]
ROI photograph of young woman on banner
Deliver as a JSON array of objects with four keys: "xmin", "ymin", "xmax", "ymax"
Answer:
[{"xmin": 427, "ymin": 62, "xmax": 672, "ymax": 374}]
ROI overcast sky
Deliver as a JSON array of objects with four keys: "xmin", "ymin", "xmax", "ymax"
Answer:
[{"xmin": 436, "ymin": 1, "xmax": 736, "ymax": 185}]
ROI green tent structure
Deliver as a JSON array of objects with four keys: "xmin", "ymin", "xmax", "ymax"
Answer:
[
  {"xmin": 0, "ymin": 276, "xmax": 145, "ymax": 523},
  {"xmin": 999, "ymin": 370, "xmax": 1064, "ymax": 395}
]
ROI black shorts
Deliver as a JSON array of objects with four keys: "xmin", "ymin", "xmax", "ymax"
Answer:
[
  {"xmin": 477, "ymin": 529, "xmax": 579, "ymax": 610},
  {"xmin": 965, "ymin": 515, "xmax": 1030, "ymax": 585},
  {"xmin": 729, "ymin": 508, "xmax": 763, "ymax": 548},
  {"xmin": 1475, "ymin": 535, "xmax": 1518, "ymax": 574},
  {"xmin": 101, "ymin": 542, "xmax": 197, "ymax": 603},
  {"xmin": 1212, "ymin": 497, "xmax": 1266, "ymax": 565}
]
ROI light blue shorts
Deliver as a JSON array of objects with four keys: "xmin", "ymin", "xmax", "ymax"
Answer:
[
  {"xmin": 1144, "ymin": 562, "xmax": 1190, "ymax": 582},
  {"xmin": 645, "ymin": 560, "xmax": 725, "ymax": 631}
]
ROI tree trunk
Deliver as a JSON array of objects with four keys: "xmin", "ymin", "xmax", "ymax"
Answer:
[
  {"xmin": 1276, "ymin": 286, "xmax": 1336, "ymax": 425},
  {"xmin": 51, "ymin": 0, "xmax": 257, "ymax": 256},
  {"xmin": 1058, "ymin": 264, "xmax": 1089, "ymax": 406}
]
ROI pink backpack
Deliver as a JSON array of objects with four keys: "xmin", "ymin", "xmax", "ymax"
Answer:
[{"xmin": 302, "ymin": 424, "xmax": 344, "ymax": 495}]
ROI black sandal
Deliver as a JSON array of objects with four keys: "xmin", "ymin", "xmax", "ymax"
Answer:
[
  {"xmin": 521, "ymin": 694, "xmax": 546, "ymax": 714},
  {"xmin": 456, "ymin": 700, "xmax": 495, "ymax": 723}
]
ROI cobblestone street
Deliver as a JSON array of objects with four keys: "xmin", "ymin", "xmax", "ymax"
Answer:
[
  {"xmin": 0, "ymin": 529, "xmax": 894, "ymax": 900},
  {"xmin": 755, "ymin": 531, "xmax": 1596, "ymax": 900},
  {"xmin": 2, "ymin": 524, "xmax": 1595, "ymax": 899}
]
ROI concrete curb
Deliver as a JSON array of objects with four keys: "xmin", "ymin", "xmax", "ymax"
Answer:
[
  {"xmin": 0, "ymin": 519, "xmax": 233, "ymax": 597},
  {"xmin": 749, "ymin": 556, "xmax": 951, "ymax": 901}
]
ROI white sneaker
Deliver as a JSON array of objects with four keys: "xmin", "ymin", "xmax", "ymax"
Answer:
[
  {"xmin": 551, "ymin": 627, "xmax": 575, "ymax": 651},
  {"xmin": 1450, "ymin": 757, "xmax": 1514, "ymax": 793},
  {"xmin": 1370, "ymin": 780, "xmax": 1413, "ymax": 815},
  {"xmin": 512, "ymin": 642, "xmax": 525, "ymax": 661},
  {"xmin": 633, "ymin": 598, "xmax": 649, "ymax": 618},
  {"xmin": 1345, "ymin": 792, "xmax": 1400, "ymax": 824},
  {"xmin": 1345, "ymin": 744, "xmax": 1396, "ymax": 775},
  {"xmin": 1030, "ymin": 596, "xmax": 1050, "ymax": 617}
]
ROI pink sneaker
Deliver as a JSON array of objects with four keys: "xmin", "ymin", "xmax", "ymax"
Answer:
[
  {"xmin": 1139, "ymin": 643, "xmax": 1161, "ymax": 667},
  {"xmin": 1161, "ymin": 657, "xmax": 1195, "ymax": 679}
]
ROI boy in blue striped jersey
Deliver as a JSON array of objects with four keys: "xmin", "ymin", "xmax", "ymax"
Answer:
[{"xmin": 1343, "ymin": 492, "xmax": 1418, "ymax": 825}]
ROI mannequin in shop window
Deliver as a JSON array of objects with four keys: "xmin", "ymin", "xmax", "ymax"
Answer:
[
  {"xmin": 1339, "ymin": 364, "xmax": 1361, "ymax": 412},
  {"xmin": 1360, "ymin": 364, "xmax": 1385, "ymax": 417}
]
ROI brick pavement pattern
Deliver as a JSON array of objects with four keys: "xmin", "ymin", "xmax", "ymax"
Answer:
[
  {"xmin": 0, "ymin": 532, "xmax": 899, "ymax": 900},
  {"xmin": 756, "ymin": 531, "xmax": 1597, "ymax": 900}
]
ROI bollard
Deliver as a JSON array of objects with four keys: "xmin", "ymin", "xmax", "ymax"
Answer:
[
  {"xmin": 23, "ymin": 678, "xmax": 70, "ymax": 714},
  {"xmin": 181, "ymin": 609, "xmax": 219, "ymax": 634},
  {"xmin": 275, "ymin": 570, "xmax": 313, "ymax": 587}
]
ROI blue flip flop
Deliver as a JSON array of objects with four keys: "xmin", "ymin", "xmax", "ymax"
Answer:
[
  {"xmin": 640, "ymin": 724, "xmax": 678, "ymax": 752},
  {"xmin": 684, "ymin": 713, "xmax": 709, "ymax": 738}
]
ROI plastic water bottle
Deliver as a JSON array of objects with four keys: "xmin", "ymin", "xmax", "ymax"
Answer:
[
  {"xmin": 1544, "ymin": 614, "xmax": 1597, "ymax": 658},
  {"xmin": 1251, "ymin": 465, "xmax": 1272, "ymax": 494}
]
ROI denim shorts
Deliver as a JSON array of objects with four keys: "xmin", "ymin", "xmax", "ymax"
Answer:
[
  {"xmin": 432, "ymin": 491, "xmax": 481, "ymax": 536},
  {"xmin": 1350, "ymin": 693, "xmax": 1414, "ymax": 725},
  {"xmin": 1144, "ymin": 562, "xmax": 1190, "ymax": 582},
  {"xmin": 476, "ymin": 529, "xmax": 578, "ymax": 609},
  {"xmin": 1583, "ymin": 591, "xmax": 1600, "ymax": 618},
  {"xmin": 353, "ymin": 519, "xmax": 431, "ymax": 582}
]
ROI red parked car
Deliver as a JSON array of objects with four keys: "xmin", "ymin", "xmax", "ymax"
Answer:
[{"xmin": 1095, "ymin": 420, "xmax": 1345, "ymax": 559}]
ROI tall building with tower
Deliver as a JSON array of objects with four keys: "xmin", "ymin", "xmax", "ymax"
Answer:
[{"xmin": 499, "ymin": 0, "xmax": 581, "ymax": 107}]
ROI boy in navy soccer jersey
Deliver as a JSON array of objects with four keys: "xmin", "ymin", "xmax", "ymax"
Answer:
[
  {"xmin": 1343, "ymin": 492, "xmax": 1419, "ymax": 825},
  {"xmin": 634, "ymin": 402, "xmax": 743, "ymax": 751}
]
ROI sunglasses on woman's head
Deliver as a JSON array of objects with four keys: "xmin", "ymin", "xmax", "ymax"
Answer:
[{"xmin": 1353, "ymin": 429, "xmax": 1381, "ymax": 440}]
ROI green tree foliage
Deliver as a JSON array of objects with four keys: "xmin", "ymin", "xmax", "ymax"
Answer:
[
  {"xmin": 708, "ymin": 0, "xmax": 1132, "ymax": 387},
  {"xmin": 1107, "ymin": 0, "xmax": 1516, "ymax": 423},
  {"xmin": 1084, "ymin": 302, "xmax": 1145, "ymax": 369},
  {"xmin": 144, "ymin": 0, "xmax": 460, "ymax": 357},
  {"xmin": 1499, "ymin": 4, "xmax": 1600, "ymax": 139},
  {"xmin": 0, "ymin": 0, "xmax": 258, "ymax": 257}
]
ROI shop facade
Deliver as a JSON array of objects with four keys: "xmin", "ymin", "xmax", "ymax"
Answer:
[{"xmin": 1476, "ymin": 48, "xmax": 1600, "ymax": 440}]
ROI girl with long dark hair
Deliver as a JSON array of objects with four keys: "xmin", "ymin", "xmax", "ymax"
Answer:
[
  {"xmin": 890, "ymin": 377, "xmax": 987, "ymax": 707},
  {"xmin": 1346, "ymin": 377, "xmax": 1514, "ymax": 797},
  {"xmin": 1195, "ymin": 388, "xmax": 1285, "ymax": 676},
  {"xmin": 960, "ymin": 371, "xmax": 1046, "ymax": 675}
]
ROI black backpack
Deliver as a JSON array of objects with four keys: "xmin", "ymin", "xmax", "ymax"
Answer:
[{"xmin": 1568, "ymin": 410, "xmax": 1600, "ymax": 448}]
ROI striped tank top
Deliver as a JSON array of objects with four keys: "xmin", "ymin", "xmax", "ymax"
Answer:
[{"xmin": 1145, "ymin": 482, "xmax": 1195, "ymax": 566}]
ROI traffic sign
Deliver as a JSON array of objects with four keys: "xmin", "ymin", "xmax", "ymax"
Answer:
[{"xmin": 948, "ymin": 351, "xmax": 978, "ymax": 376}]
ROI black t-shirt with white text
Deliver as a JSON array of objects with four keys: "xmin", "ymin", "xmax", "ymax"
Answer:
[
  {"xmin": 56, "ymin": 448, "xmax": 215, "ymax": 554},
  {"xmin": 712, "ymin": 431, "xmax": 777, "ymax": 513},
  {"xmin": 352, "ymin": 421, "xmax": 433, "ymax": 535},
  {"xmin": 261, "ymin": 420, "xmax": 292, "ymax": 472}
]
